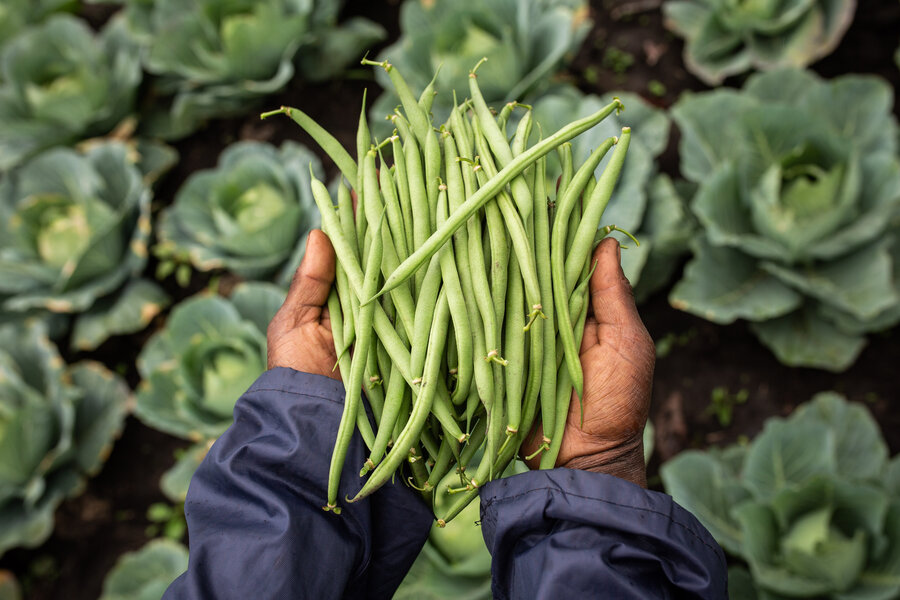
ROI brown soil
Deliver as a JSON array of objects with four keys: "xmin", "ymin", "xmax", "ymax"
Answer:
[{"xmin": 2, "ymin": 1, "xmax": 898, "ymax": 598}]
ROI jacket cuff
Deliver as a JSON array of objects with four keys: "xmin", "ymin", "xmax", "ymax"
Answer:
[
  {"xmin": 480, "ymin": 469, "xmax": 728, "ymax": 599},
  {"xmin": 248, "ymin": 367, "xmax": 347, "ymax": 403}
]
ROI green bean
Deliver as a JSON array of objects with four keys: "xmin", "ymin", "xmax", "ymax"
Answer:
[
  {"xmin": 392, "ymin": 389, "xmax": 411, "ymax": 446},
  {"xmin": 327, "ymin": 288, "xmax": 352, "ymax": 389},
  {"xmin": 370, "ymin": 99, "xmax": 623, "ymax": 303},
  {"xmin": 511, "ymin": 109, "xmax": 533, "ymax": 158},
  {"xmin": 362, "ymin": 353, "xmax": 407, "ymax": 475},
  {"xmin": 496, "ymin": 101, "xmax": 517, "ymax": 135},
  {"xmin": 436, "ymin": 185, "xmax": 474, "ymax": 406},
  {"xmin": 260, "ymin": 106, "xmax": 356, "ymax": 185},
  {"xmin": 408, "ymin": 443, "xmax": 430, "ymax": 494},
  {"xmin": 355, "ymin": 94, "xmax": 371, "ymax": 253},
  {"xmin": 425, "ymin": 436, "xmax": 456, "ymax": 491},
  {"xmin": 557, "ymin": 143, "xmax": 574, "ymax": 202},
  {"xmin": 533, "ymin": 157, "xmax": 557, "ymax": 447},
  {"xmin": 363, "ymin": 57, "xmax": 431, "ymax": 146},
  {"xmin": 503, "ymin": 254, "xmax": 526, "ymax": 436},
  {"xmin": 472, "ymin": 124, "xmax": 544, "ymax": 328},
  {"xmin": 403, "ymin": 133, "xmax": 430, "ymax": 292},
  {"xmin": 417, "ymin": 67, "xmax": 440, "ymax": 116},
  {"xmin": 551, "ymin": 137, "xmax": 618, "ymax": 400},
  {"xmin": 325, "ymin": 211, "xmax": 384, "ymax": 513},
  {"xmin": 432, "ymin": 382, "xmax": 466, "ymax": 442},
  {"xmin": 310, "ymin": 173, "xmax": 418, "ymax": 389},
  {"xmin": 377, "ymin": 143, "xmax": 409, "ymax": 263},
  {"xmin": 419, "ymin": 426, "xmax": 441, "ymax": 460},
  {"xmin": 350, "ymin": 290, "xmax": 451, "ymax": 502},
  {"xmin": 335, "ymin": 263, "xmax": 354, "ymax": 357},
  {"xmin": 565, "ymin": 128, "xmax": 631, "ymax": 292},
  {"xmin": 424, "ymin": 129, "xmax": 442, "ymax": 226},
  {"xmin": 390, "ymin": 136, "xmax": 415, "ymax": 257},
  {"xmin": 468, "ymin": 62, "xmax": 533, "ymax": 220}
]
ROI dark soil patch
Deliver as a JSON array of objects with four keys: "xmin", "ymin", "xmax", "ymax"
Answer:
[{"xmin": 2, "ymin": 1, "xmax": 898, "ymax": 598}]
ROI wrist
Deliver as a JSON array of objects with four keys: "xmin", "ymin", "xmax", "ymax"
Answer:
[{"xmin": 559, "ymin": 442, "xmax": 647, "ymax": 488}]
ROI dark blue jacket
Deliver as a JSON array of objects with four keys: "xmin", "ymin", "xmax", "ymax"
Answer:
[{"xmin": 164, "ymin": 368, "xmax": 727, "ymax": 599}]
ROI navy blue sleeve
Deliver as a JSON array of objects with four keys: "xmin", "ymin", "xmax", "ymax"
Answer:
[
  {"xmin": 480, "ymin": 469, "xmax": 728, "ymax": 599},
  {"xmin": 163, "ymin": 368, "xmax": 434, "ymax": 600}
]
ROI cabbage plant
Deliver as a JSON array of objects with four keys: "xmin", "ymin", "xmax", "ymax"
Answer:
[
  {"xmin": 0, "ymin": 15, "xmax": 141, "ymax": 170},
  {"xmin": 156, "ymin": 141, "xmax": 322, "ymax": 286},
  {"xmin": 662, "ymin": 0, "xmax": 856, "ymax": 84},
  {"xmin": 661, "ymin": 392, "xmax": 900, "ymax": 599},
  {"xmin": 0, "ymin": 142, "xmax": 169, "ymax": 351},
  {"xmin": 669, "ymin": 69, "xmax": 900, "ymax": 371},
  {"xmin": 100, "ymin": 539, "xmax": 188, "ymax": 600},
  {"xmin": 531, "ymin": 87, "xmax": 694, "ymax": 300},
  {"xmin": 0, "ymin": 321, "xmax": 130, "ymax": 556},
  {"xmin": 136, "ymin": 283, "xmax": 284, "ymax": 489},
  {"xmin": 0, "ymin": 0, "xmax": 75, "ymax": 48},
  {"xmin": 370, "ymin": 0, "xmax": 590, "ymax": 135},
  {"xmin": 113, "ymin": 0, "xmax": 384, "ymax": 139}
]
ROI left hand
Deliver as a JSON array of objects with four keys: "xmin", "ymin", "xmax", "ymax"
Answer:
[{"xmin": 267, "ymin": 229, "xmax": 340, "ymax": 380}]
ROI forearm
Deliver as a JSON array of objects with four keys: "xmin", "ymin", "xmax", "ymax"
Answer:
[
  {"xmin": 480, "ymin": 469, "xmax": 727, "ymax": 600},
  {"xmin": 164, "ymin": 368, "xmax": 433, "ymax": 600}
]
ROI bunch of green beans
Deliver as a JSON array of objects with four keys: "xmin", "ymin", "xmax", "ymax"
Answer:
[{"xmin": 261, "ymin": 58, "xmax": 632, "ymax": 525}]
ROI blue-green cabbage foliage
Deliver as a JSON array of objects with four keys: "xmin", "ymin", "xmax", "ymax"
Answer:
[
  {"xmin": 99, "ymin": 539, "xmax": 188, "ymax": 600},
  {"xmin": 156, "ymin": 141, "xmax": 322, "ymax": 285},
  {"xmin": 669, "ymin": 69, "xmax": 900, "ymax": 371},
  {"xmin": 114, "ymin": 0, "xmax": 384, "ymax": 139},
  {"xmin": 0, "ymin": 321, "xmax": 129, "ymax": 556},
  {"xmin": 135, "ymin": 283, "xmax": 284, "ymax": 494},
  {"xmin": 0, "ymin": 15, "xmax": 141, "ymax": 170},
  {"xmin": 0, "ymin": 0, "xmax": 75, "ymax": 48},
  {"xmin": 662, "ymin": 392, "xmax": 900, "ymax": 599},
  {"xmin": 0, "ymin": 142, "xmax": 169, "ymax": 350},
  {"xmin": 370, "ymin": 0, "xmax": 590, "ymax": 135},
  {"xmin": 663, "ymin": 0, "xmax": 855, "ymax": 84}
]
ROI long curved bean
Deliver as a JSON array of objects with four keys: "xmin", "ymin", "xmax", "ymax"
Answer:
[
  {"xmin": 325, "ymin": 212, "xmax": 384, "ymax": 513},
  {"xmin": 350, "ymin": 291, "xmax": 451, "ymax": 502}
]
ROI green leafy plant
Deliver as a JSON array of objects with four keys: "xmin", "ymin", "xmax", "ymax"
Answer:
[
  {"xmin": 369, "ymin": 0, "xmax": 590, "ymax": 134},
  {"xmin": 156, "ymin": 141, "xmax": 322, "ymax": 285},
  {"xmin": 662, "ymin": 392, "xmax": 900, "ymax": 599},
  {"xmin": 99, "ymin": 539, "xmax": 188, "ymax": 600},
  {"xmin": 669, "ymin": 69, "xmax": 900, "ymax": 371},
  {"xmin": 706, "ymin": 386, "xmax": 749, "ymax": 427},
  {"xmin": 135, "ymin": 283, "xmax": 285, "ymax": 490},
  {"xmin": 145, "ymin": 502, "xmax": 186, "ymax": 541},
  {"xmin": 0, "ymin": 15, "xmax": 141, "ymax": 170},
  {"xmin": 110, "ymin": 0, "xmax": 384, "ymax": 139},
  {"xmin": 0, "ymin": 321, "xmax": 130, "ymax": 556},
  {"xmin": 0, "ymin": 142, "xmax": 169, "ymax": 350},
  {"xmin": 0, "ymin": 0, "xmax": 75, "ymax": 49},
  {"xmin": 531, "ymin": 86, "xmax": 695, "ymax": 300},
  {"xmin": 662, "ymin": 0, "xmax": 856, "ymax": 84}
]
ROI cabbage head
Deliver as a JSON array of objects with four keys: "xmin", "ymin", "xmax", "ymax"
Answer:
[
  {"xmin": 662, "ymin": 0, "xmax": 855, "ymax": 84},
  {"xmin": 136, "ymin": 283, "xmax": 284, "ymax": 492},
  {"xmin": 531, "ymin": 87, "xmax": 694, "ymax": 301},
  {"xmin": 156, "ymin": 141, "xmax": 322, "ymax": 285},
  {"xmin": 662, "ymin": 392, "xmax": 900, "ymax": 599},
  {"xmin": 669, "ymin": 69, "xmax": 900, "ymax": 371},
  {"xmin": 0, "ymin": 142, "xmax": 169, "ymax": 350},
  {"xmin": 117, "ymin": 0, "xmax": 384, "ymax": 139},
  {"xmin": 0, "ymin": 321, "xmax": 130, "ymax": 556},
  {"xmin": 0, "ymin": 15, "xmax": 141, "ymax": 170},
  {"xmin": 370, "ymin": 0, "xmax": 590, "ymax": 135}
]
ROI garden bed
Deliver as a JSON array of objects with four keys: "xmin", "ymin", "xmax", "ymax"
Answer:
[{"xmin": 2, "ymin": 1, "xmax": 898, "ymax": 598}]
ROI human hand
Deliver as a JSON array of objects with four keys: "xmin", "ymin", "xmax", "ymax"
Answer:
[
  {"xmin": 267, "ymin": 229, "xmax": 340, "ymax": 380},
  {"xmin": 527, "ymin": 237, "xmax": 655, "ymax": 486}
]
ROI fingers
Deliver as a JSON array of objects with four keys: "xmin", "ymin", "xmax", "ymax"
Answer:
[
  {"xmin": 283, "ymin": 230, "xmax": 336, "ymax": 319},
  {"xmin": 589, "ymin": 237, "xmax": 642, "ymax": 330}
]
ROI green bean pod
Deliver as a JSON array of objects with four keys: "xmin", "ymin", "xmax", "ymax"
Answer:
[
  {"xmin": 370, "ymin": 99, "xmax": 624, "ymax": 303},
  {"xmin": 350, "ymin": 290, "xmax": 451, "ymax": 502},
  {"xmin": 325, "ymin": 212, "xmax": 385, "ymax": 513},
  {"xmin": 564, "ymin": 128, "xmax": 631, "ymax": 292},
  {"xmin": 390, "ymin": 136, "xmax": 416, "ymax": 257}
]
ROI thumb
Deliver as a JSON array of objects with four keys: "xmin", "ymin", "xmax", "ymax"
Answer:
[
  {"xmin": 589, "ymin": 236, "xmax": 641, "ymax": 330},
  {"xmin": 283, "ymin": 229, "xmax": 336, "ymax": 315}
]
